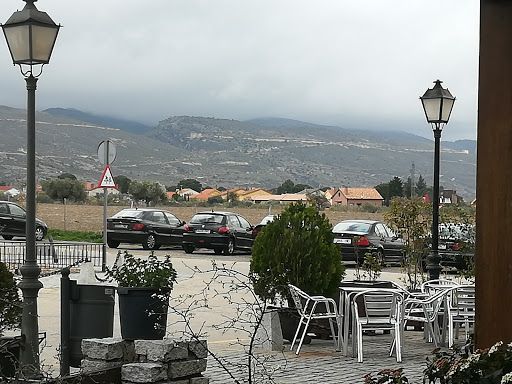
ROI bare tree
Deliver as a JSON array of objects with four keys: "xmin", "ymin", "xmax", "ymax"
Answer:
[{"xmin": 168, "ymin": 260, "xmax": 288, "ymax": 384}]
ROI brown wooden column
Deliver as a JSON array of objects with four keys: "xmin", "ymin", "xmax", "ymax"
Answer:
[{"xmin": 475, "ymin": 0, "xmax": 512, "ymax": 349}]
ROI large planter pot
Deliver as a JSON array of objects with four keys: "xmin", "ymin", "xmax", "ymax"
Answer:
[
  {"xmin": 117, "ymin": 287, "xmax": 170, "ymax": 340},
  {"xmin": 267, "ymin": 306, "xmax": 311, "ymax": 344}
]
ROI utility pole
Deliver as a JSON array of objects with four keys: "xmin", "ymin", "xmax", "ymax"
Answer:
[{"xmin": 410, "ymin": 162, "xmax": 416, "ymax": 198}]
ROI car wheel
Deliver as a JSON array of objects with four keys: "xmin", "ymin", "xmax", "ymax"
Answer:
[
  {"xmin": 223, "ymin": 238, "xmax": 235, "ymax": 256},
  {"xmin": 2, "ymin": 235, "xmax": 13, "ymax": 240},
  {"xmin": 214, "ymin": 247, "xmax": 223, "ymax": 255},
  {"xmin": 107, "ymin": 239, "xmax": 120, "ymax": 248},
  {"xmin": 183, "ymin": 244, "xmax": 195, "ymax": 254},
  {"xmin": 375, "ymin": 249, "xmax": 384, "ymax": 265},
  {"xmin": 35, "ymin": 226, "xmax": 45, "ymax": 241},
  {"xmin": 142, "ymin": 234, "xmax": 159, "ymax": 250}
]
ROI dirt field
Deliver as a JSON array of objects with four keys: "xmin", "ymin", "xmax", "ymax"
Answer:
[{"xmin": 36, "ymin": 203, "xmax": 383, "ymax": 232}]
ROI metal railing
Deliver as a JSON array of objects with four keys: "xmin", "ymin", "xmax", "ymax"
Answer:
[{"xmin": 0, "ymin": 239, "xmax": 105, "ymax": 277}]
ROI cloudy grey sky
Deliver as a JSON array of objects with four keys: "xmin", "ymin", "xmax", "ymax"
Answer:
[{"xmin": 0, "ymin": 1, "xmax": 479, "ymax": 141}]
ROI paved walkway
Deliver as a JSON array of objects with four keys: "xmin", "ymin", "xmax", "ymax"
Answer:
[
  {"xmin": 204, "ymin": 331, "xmax": 437, "ymax": 383},
  {"xmin": 31, "ymin": 252, "xmax": 462, "ymax": 383}
]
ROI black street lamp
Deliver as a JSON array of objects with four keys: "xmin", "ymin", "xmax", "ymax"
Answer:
[
  {"xmin": 420, "ymin": 80, "xmax": 455, "ymax": 280},
  {"xmin": 2, "ymin": 0, "xmax": 60, "ymax": 378}
]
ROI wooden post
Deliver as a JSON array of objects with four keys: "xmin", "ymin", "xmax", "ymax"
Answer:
[{"xmin": 475, "ymin": 0, "xmax": 512, "ymax": 349}]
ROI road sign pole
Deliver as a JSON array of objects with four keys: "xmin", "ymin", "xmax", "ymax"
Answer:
[{"xmin": 103, "ymin": 142, "xmax": 110, "ymax": 271}]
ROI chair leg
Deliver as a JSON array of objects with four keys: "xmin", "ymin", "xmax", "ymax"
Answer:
[
  {"xmin": 394, "ymin": 324, "xmax": 402, "ymax": 363},
  {"xmin": 290, "ymin": 316, "xmax": 305, "ymax": 352},
  {"xmin": 329, "ymin": 318, "xmax": 338, "ymax": 351},
  {"xmin": 295, "ymin": 317, "xmax": 312, "ymax": 355},
  {"xmin": 357, "ymin": 324, "xmax": 364, "ymax": 363},
  {"xmin": 425, "ymin": 320, "xmax": 439, "ymax": 348},
  {"xmin": 448, "ymin": 317, "xmax": 454, "ymax": 348}
]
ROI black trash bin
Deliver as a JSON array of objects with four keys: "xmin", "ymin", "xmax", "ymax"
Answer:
[{"xmin": 69, "ymin": 280, "xmax": 115, "ymax": 367}]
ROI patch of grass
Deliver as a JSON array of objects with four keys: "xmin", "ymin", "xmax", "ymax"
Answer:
[{"xmin": 48, "ymin": 229, "xmax": 103, "ymax": 243}]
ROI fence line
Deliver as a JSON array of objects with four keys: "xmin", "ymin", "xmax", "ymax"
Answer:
[{"xmin": 0, "ymin": 240, "xmax": 105, "ymax": 276}]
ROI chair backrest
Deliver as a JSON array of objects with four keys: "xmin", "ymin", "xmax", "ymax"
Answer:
[
  {"xmin": 448, "ymin": 285, "xmax": 475, "ymax": 317},
  {"xmin": 353, "ymin": 289, "xmax": 404, "ymax": 323},
  {"xmin": 288, "ymin": 284, "xmax": 309, "ymax": 315},
  {"xmin": 421, "ymin": 279, "xmax": 459, "ymax": 295}
]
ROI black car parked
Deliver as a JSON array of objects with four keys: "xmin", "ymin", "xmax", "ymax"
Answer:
[
  {"xmin": 106, "ymin": 208, "xmax": 186, "ymax": 250},
  {"xmin": 0, "ymin": 200, "xmax": 48, "ymax": 241},
  {"xmin": 438, "ymin": 223, "xmax": 475, "ymax": 271},
  {"xmin": 182, "ymin": 211, "xmax": 254, "ymax": 255},
  {"xmin": 332, "ymin": 219, "xmax": 405, "ymax": 266}
]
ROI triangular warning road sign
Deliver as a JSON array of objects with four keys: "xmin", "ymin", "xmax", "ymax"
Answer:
[{"xmin": 98, "ymin": 165, "xmax": 117, "ymax": 188}]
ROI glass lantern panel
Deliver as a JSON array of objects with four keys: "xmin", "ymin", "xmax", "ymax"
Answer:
[
  {"xmin": 422, "ymin": 98, "xmax": 442, "ymax": 122},
  {"xmin": 441, "ymin": 98, "xmax": 455, "ymax": 122},
  {"xmin": 3, "ymin": 24, "xmax": 31, "ymax": 63},
  {"xmin": 31, "ymin": 24, "xmax": 58, "ymax": 63}
]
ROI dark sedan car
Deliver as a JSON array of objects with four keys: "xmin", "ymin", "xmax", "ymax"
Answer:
[
  {"xmin": 182, "ymin": 211, "xmax": 254, "ymax": 255},
  {"xmin": 438, "ymin": 223, "xmax": 475, "ymax": 271},
  {"xmin": 0, "ymin": 200, "xmax": 48, "ymax": 241},
  {"xmin": 332, "ymin": 219, "xmax": 405, "ymax": 266},
  {"xmin": 251, "ymin": 214, "xmax": 276, "ymax": 237},
  {"xmin": 106, "ymin": 208, "xmax": 186, "ymax": 250}
]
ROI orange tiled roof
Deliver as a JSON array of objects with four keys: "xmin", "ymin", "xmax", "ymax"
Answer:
[
  {"xmin": 190, "ymin": 189, "xmax": 220, "ymax": 201},
  {"xmin": 340, "ymin": 188, "xmax": 383, "ymax": 200},
  {"xmin": 237, "ymin": 188, "xmax": 271, "ymax": 197}
]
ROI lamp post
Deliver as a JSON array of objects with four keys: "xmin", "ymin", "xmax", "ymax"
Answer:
[
  {"xmin": 420, "ymin": 80, "xmax": 455, "ymax": 280},
  {"xmin": 2, "ymin": 0, "xmax": 59, "ymax": 378}
]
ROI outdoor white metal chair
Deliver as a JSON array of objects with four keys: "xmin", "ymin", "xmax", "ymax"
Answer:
[
  {"xmin": 287, "ymin": 284, "xmax": 339, "ymax": 355},
  {"xmin": 446, "ymin": 285, "xmax": 475, "ymax": 348},
  {"xmin": 421, "ymin": 279, "xmax": 459, "ymax": 295},
  {"xmin": 403, "ymin": 288, "xmax": 450, "ymax": 347},
  {"xmin": 352, "ymin": 289, "xmax": 405, "ymax": 363}
]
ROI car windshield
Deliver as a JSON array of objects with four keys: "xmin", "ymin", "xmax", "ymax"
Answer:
[
  {"xmin": 333, "ymin": 221, "xmax": 371, "ymax": 233},
  {"xmin": 439, "ymin": 223, "xmax": 474, "ymax": 240},
  {"xmin": 190, "ymin": 214, "xmax": 224, "ymax": 224},
  {"xmin": 112, "ymin": 210, "xmax": 146, "ymax": 219},
  {"xmin": 258, "ymin": 215, "xmax": 275, "ymax": 225}
]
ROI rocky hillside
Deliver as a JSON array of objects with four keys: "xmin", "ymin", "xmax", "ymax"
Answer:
[{"xmin": 0, "ymin": 106, "xmax": 477, "ymax": 199}]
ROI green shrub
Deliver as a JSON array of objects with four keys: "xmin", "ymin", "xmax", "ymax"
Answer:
[
  {"xmin": 207, "ymin": 196, "xmax": 224, "ymax": 205},
  {"xmin": 360, "ymin": 202, "xmax": 382, "ymax": 213},
  {"xmin": 105, "ymin": 251, "xmax": 177, "ymax": 289},
  {"xmin": 250, "ymin": 202, "xmax": 345, "ymax": 302},
  {"xmin": 48, "ymin": 229, "xmax": 103, "ymax": 242},
  {"xmin": 0, "ymin": 262, "xmax": 22, "ymax": 335}
]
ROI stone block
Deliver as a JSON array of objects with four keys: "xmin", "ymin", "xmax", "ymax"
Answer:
[
  {"xmin": 122, "ymin": 340, "xmax": 136, "ymax": 363},
  {"xmin": 122, "ymin": 363, "xmax": 167, "ymax": 383},
  {"xmin": 168, "ymin": 359, "xmax": 207, "ymax": 379},
  {"xmin": 81, "ymin": 338, "xmax": 125, "ymax": 361},
  {"xmin": 135, "ymin": 339, "xmax": 188, "ymax": 362},
  {"xmin": 254, "ymin": 310, "xmax": 283, "ymax": 351},
  {"xmin": 190, "ymin": 376, "xmax": 210, "ymax": 384},
  {"xmin": 188, "ymin": 340, "xmax": 208, "ymax": 359},
  {"xmin": 80, "ymin": 358, "xmax": 122, "ymax": 373}
]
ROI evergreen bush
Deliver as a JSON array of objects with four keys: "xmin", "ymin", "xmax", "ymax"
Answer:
[
  {"xmin": 250, "ymin": 202, "xmax": 345, "ymax": 302},
  {"xmin": 0, "ymin": 262, "xmax": 22, "ymax": 335}
]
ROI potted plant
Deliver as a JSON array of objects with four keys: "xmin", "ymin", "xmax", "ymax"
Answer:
[
  {"xmin": 106, "ymin": 251, "xmax": 177, "ymax": 340},
  {"xmin": 249, "ymin": 202, "xmax": 345, "ymax": 342}
]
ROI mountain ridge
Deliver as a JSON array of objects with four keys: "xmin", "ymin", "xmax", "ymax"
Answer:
[{"xmin": 0, "ymin": 106, "xmax": 477, "ymax": 200}]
